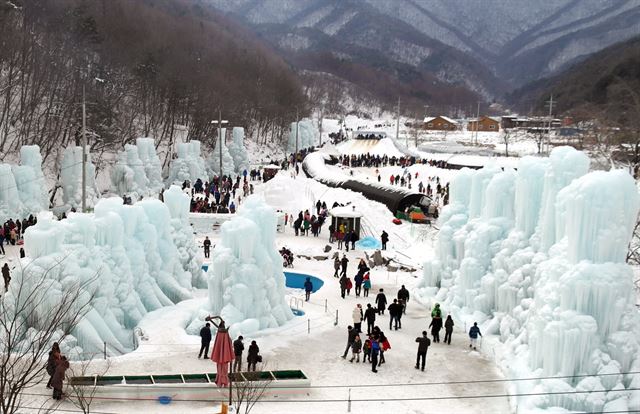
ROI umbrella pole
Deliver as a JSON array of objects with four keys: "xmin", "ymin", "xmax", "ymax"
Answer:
[{"xmin": 228, "ymin": 363, "xmax": 233, "ymax": 407}]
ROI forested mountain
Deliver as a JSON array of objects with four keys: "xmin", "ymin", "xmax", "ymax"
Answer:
[
  {"xmin": 510, "ymin": 36, "xmax": 640, "ymax": 126},
  {"xmin": 205, "ymin": 0, "xmax": 640, "ymax": 112},
  {"xmin": 0, "ymin": 0, "xmax": 306, "ymax": 164}
]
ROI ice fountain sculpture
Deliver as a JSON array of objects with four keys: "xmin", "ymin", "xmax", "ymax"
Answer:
[
  {"xmin": 10, "ymin": 188, "xmax": 200, "ymax": 357},
  {"xmin": 198, "ymin": 195, "xmax": 293, "ymax": 336},
  {"xmin": 0, "ymin": 145, "xmax": 49, "ymax": 221},
  {"xmin": 417, "ymin": 146, "xmax": 640, "ymax": 412},
  {"xmin": 206, "ymin": 128, "xmax": 235, "ymax": 177}
]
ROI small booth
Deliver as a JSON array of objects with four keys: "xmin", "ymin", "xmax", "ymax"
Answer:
[
  {"xmin": 262, "ymin": 164, "xmax": 281, "ymax": 182},
  {"xmin": 329, "ymin": 205, "xmax": 363, "ymax": 239}
]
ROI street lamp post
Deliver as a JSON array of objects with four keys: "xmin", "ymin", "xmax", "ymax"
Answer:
[
  {"xmin": 294, "ymin": 107, "xmax": 299, "ymax": 172},
  {"xmin": 211, "ymin": 110, "xmax": 228, "ymax": 177}
]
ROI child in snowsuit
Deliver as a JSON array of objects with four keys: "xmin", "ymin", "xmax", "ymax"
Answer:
[{"xmin": 362, "ymin": 338, "xmax": 371, "ymax": 363}]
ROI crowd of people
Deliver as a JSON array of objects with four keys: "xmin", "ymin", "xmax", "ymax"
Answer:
[
  {"xmin": 287, "ymin": 200, "xmax": 329, "ymax": 237},
  {"xmin": 338, "ymin": 154, "xmax": 450, "ymax": 170},
  {"xmin": 178, "ymin": 173, "xmax": 253, "ymax": 214},
  {"xmin": 1, "ymin": 216, "xmax": 36, "ymax": 255},
  {"xmin": 198, "ymin": 323, "xmax": 261, "ymax": 372}
]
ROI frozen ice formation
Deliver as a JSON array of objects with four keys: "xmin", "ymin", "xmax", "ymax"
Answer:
[
  {"xmin": 0, "ymin": 145, "xmax": 49, "ymax": 222},
  {"xmin": 287, "ymin": 118, "xmax": 318, "ymax": 153},
  {"xmin": 190, "ymin": 195, "xmax": 293, "ymax": 336},
  {"xmin": 60, "ymin": 146, "xmax": 99, "ymax": 210},
  {"xmin": 206, "ymin": 128, "xmax": 235, "ymax": 177},
  {"xmin": 167, "ymin": 140, "xmax": 207, "ymax": 185},
  {"xmin": 417, "ymin": 146, "xmax": 640, "ymax": 412},
  {"xmin": 12, "ymin": 186, "xmax": 202, "ymax": 356},
  {"xmin": 228, "ymin": 127, "xmax": 249, "ymax": 174},
  {"xmin": 111, "ymin": 138, "xmax": 164, "ymax": 198}
]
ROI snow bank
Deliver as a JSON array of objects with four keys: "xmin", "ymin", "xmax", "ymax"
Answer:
[
  {"xmin": 12, "ymin": 187, "xmax": 201, "ymax": 356},
  {"xmin": 0, "ymin": 145, "xmax": 50, "ymax": 221},
  {"xmin": 190, "ymin": 195, "xmax": 293, "ymax": 337},
  {"xmin": 167, "ymin": 140, "xmax": 207, "ymax": 185},
  {"xmin": 417, "ymin": 146, "xmax": 640, "ymax": 412}
]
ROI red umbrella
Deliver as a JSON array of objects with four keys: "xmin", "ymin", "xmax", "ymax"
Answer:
[{"xmin": 207, "ymin": 316, "xmax": 235, "ymax": 388}]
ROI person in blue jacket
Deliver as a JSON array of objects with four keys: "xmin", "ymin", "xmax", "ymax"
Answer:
[
  {"xmin": 304, "ymin": 277, "xmax": 313, "ymax": 301},
  {"xmin": 370, "ymin": 336, "xmax": 380, "ymax": 373},
  {"xmin": 469, "ymin": 322, "xmax": 482, "ymax": 350}
]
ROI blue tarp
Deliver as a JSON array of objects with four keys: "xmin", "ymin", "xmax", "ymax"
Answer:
[{"xmin": 355, "ymin": 236, "xmax": 382, "ymax": 250}]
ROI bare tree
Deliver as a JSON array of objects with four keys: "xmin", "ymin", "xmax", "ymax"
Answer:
[
  {"xmin": 65, "ymin": 358, "xmax": 111, "ymax": 414},
  {"xmin": 0, "ymin": 259, "xmax": 97, "ymax": 414},
  {"xmin": 232, "ymin": 369, "xmax": 273, "ymax": 414},
  {"xmin": 502, "ymin": 129, "xmax": 511, "ymax": 157}
]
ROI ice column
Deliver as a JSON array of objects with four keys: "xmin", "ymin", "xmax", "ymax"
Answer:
[
  {"xmin": 163, "ymin": 185, "xmax": 205, "ymax": 287},
  {"xmin": 206, "ymin": 129, "xmax": 235, "ymax": 177},
  {"xmin": 228, "ymin": 127, "xmax": 250, "ymax": 173}
]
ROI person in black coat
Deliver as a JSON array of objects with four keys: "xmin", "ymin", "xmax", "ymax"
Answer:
[
  {"xmin": 198, "ymin": 323, "xmax": 212, "ymax": 358},
  {"xmin": 233, "ymin": 336, "xmax": 244, "ymax": 372},
  {"xmin": 387, "ymin": 299, "xmax": 402, "ymax": 330},
  {"xmin": 344, "ymin": 231, "xmax": 351, "ymax": 252},
  {"xmin": 341, "ymin": 326, "xmax": 357, "ymax": 359},
  {"xmin": 340, "ymin": 255, "xmax": 349, "ymax": 277},
  {"xmin": 397, "ymin": 285, "xmax": 409, "ymax": 314},
  {"xmin": 363, "ymin": 304, "xmax": 376, "ymax": 334},
  {"xmin": 380, "ymin": 230, "xmax": 389, "ymax": 250},
  {"xmin": 415, "ymin": 331, "xmax": 431, "ymax": 371},
  {"xmin": 375, "ymin": 289, "xmax": 387, "ymax": 315},
  {"xmin": 349, "ymin": 230, "xmax": 357, "ymax": 250},
  {"xmin": 429, "ymin": 316, "xmax": 443, "ymax": 343},
  {"xmin": 203, "ymin": 236, "xmax": 212, "ymax": 259},
  {"xmin": 247, "ymin": 341, "xmax": 260, "ymax": 371},
  {"xmin": 444, "ymin": 315, "xmax": 454, "ymax": 345},
  {"xmin": 304, "ymin": 277, "xmax": 313, "ymax": 301}
]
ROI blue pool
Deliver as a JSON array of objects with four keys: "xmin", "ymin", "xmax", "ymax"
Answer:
[
  {"xmin": 202, "ymin": 267, "xmax": 323, "ymax": 293},
  {"xmin": 291, "ymin": 308, "xmax": 305, "ymax": 316},
  {"xmin": 284, "ymin": 272, "xmax": 324, "ymax": 293}
]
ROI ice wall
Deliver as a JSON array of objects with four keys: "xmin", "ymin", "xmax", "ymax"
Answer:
[
  {"xmin": 136, "ymin": 138, "xmax": 164, "ymax": 194},
  {"xmin": 206, "ymin": 129, "xmax": 235, "ymax": 178},
  {"xmin": 60, "ymin": 146, "xmax": 99, "ymax": 210},
  {"xmin": 0, "ymin": 145, "xmax": 49, "ymax": 222},
  {"xmin": 111, "ymin": 138, "xmax": 164, "ymax": 198},
  {"xmin": 287, "ymin": 118, "xmax": 318, "ymax": 153},
  {"xmin": 228, "ymin": 127, "xmax": 250, "ymax": 173},
  {"xmin": 111, "ymin": 145, "xmax": 149, "ymax": 198},
  {"xmin": 195, "ymin": 195, "xmax": 293, "ymax": 336},
  {"xmin": 417, "ymin": 146, "xmax": 640, "ymax": 412},
  {"xmin": 11, "ymin": 193, "xmax": 200, "ymax": 357},
  {"xmin": 167, "ymin": 140, "xmax": 207, "ymax": 185}
]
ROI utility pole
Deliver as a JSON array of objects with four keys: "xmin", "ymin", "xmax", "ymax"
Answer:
[
  {"xmin": 81, "ymin": 84, "xmax": 87, "ymax": 213},
  {"xmin": 295, "ymin": 107, "xmax": 299, "ymax": 170},
  {"xmin": 545, "ymin": 95, "xmax": 555, "ymax": 154},
  {"xmin": 474, "ymin": 102, "xmax": 480, "ymax": 145},
  {"xmin": 211, "ymin": 111, "xmax": 228, "ymax": 177},
  {"xmin": 318, "ymin": 104, "xmax": 324, "ymax": 147},
  {"xmin": 396, "ymin": 97, "xmax": 401, "ymax": 145}
]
